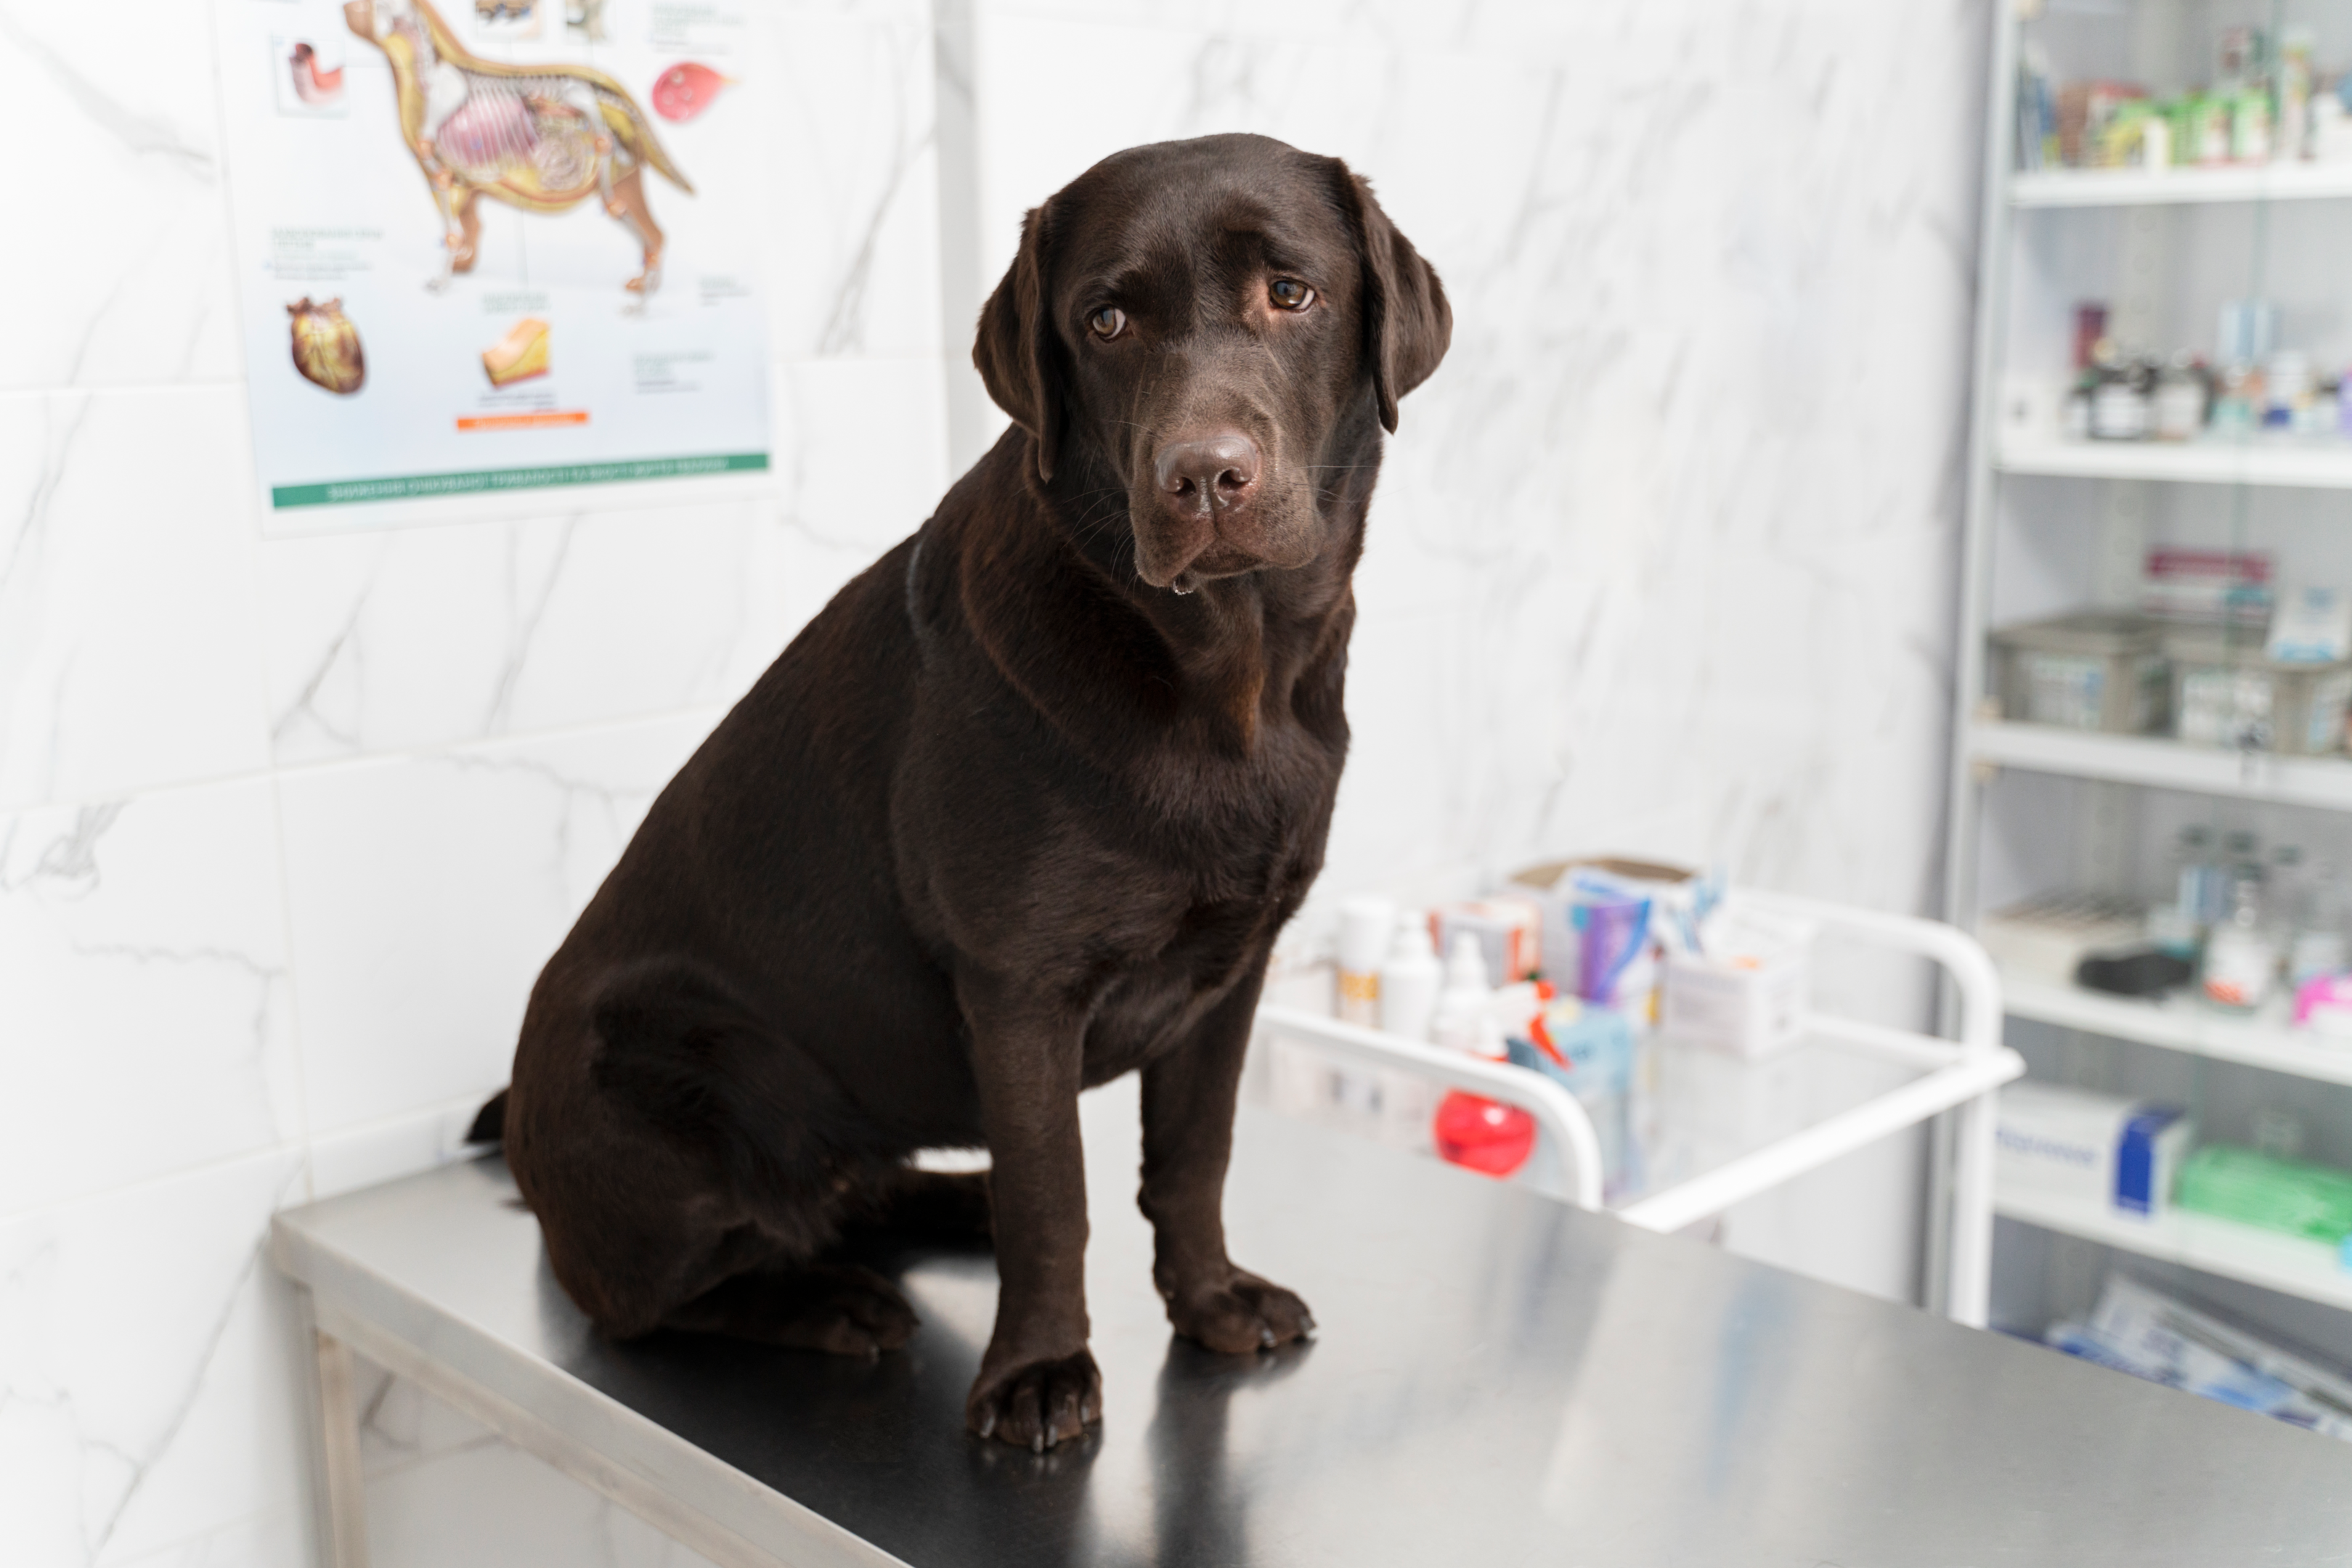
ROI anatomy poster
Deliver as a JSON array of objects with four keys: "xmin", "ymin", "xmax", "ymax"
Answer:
[{"xmin": 218, "ymin": 0, "xmax": 767, "ymax": 521}]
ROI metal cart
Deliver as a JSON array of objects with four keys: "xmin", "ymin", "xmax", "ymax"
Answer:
[{"xmin": 1249, "ymin": 892, "xmax": 2025, "ymax": 1324}]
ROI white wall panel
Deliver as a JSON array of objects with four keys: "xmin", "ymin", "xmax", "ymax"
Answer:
[{"xmin": 0, "ymin": 0, "xmax": 1988, "ymax": 1558}]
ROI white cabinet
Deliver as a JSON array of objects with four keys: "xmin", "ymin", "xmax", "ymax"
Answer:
[{"xmin": 1953, "ymin": 0, "xmax": 2352, "ymax": 1347}]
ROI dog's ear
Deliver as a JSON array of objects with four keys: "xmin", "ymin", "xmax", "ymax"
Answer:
[
  {"xmin": 973, "ymin": 200, "xmax": 1064, "ymax": 483},
  {"xmin": 1338, "ymin": 168, "xmax": 1451, "ymax": 434}
]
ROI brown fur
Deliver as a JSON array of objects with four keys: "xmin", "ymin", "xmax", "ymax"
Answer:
[{"xmin": 500, "ymin": 133, "xmax": 1449, "ymax": 1448}]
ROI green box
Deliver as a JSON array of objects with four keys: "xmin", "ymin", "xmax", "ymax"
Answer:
[{"xmin": 2175, "ymin": 1145, "xmax": 2352, "ymax": 1244}]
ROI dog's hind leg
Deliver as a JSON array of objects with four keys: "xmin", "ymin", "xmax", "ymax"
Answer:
[
  {"xmin": 542, "ymin": 957, "xmax": 924, "ymax": 1352},
  {"xmin": 449, "ymin": 187, "xmax": 482, "ymax": 274},
  {"xmin": 659, "ymin": 1167, "xmax": 988, "ymax": 1350},
  {"xmin": 662, "ymin": 1260, "xmax": 918, "ymax": 1356},
  {"xmin": 604, "ymin": 165, "xmax": 664, "ymax": 298},
  {"xmin": 419, "ymin": 151, "xmax": 466, "ymax": 291},
  {"xmin": 537, "ymin": 1199, "xmax": 919, "ymax": 1357},
  {"xmin": 841, "ymin": 1167, "xmax": 993, "ymax": 1244},
  {"xmin": 653, "ymin": 1164, "xmax": 977, "ymax": 1352}
]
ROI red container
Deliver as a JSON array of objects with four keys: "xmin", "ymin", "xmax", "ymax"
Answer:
[{"xmin": 1434, "ymin": 1091, "xmax": 1536, "ymax": 1177}]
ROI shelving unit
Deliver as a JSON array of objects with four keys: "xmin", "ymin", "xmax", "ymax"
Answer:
[
  {"xmin": 1994, "ymin": 1182, "xmax": 2352, "ymax": 1312},
  {"xmin": 2003, "ymin": 968, "xmax": 2352, "ymax": 1087},
  {"xmin": 2013, "ymin": 161, "xmax": 2352, "ymax": 205},
  {"xmin": 1948, "ymin": 0, "xmax": 2352, "ymax": 1352},
  {"xmin": 1970, "ymin": 718, "xmax": 2352, "ymax": 809},
  {"xmin": 1998, "ymin": 433, "xmax": 2352, "ymax": 488}
]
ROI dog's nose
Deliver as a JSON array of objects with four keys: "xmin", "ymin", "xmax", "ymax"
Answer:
[{"xmin": 1154, "ymin": 433, "xmax": 1260, "ymax": 515}]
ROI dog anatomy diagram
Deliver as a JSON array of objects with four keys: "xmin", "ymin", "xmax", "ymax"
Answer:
[
  {"xmin": 346, "ymin": 0, "xmax": 689, "ymax": 296},
  {"xmin": 219, "ymin": 0, "xmax": 767, "ymax": 519}
]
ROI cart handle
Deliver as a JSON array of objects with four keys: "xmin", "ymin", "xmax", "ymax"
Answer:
[
  {"xmin": 1256, "ymin": 897, "xmax": 2009, "ymax": 1250},
  {"xmin": 1732, "ymin": 890, "xmax": 2003, "ymax": 1055},
  {"xmin": 1253, "ymin": 1005, "xmax": 1608, "ymax": 1210}
]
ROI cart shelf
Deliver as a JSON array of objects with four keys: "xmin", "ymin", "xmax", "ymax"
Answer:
[{"xmin": 1252, "ymin": 893, "xmax": 2021, "ymax": 1324}]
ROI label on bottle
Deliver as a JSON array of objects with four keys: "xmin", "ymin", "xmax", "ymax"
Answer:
[{"xmin": 2204, "ymin": 926, "xmax": 2279, "ymax": 1010}]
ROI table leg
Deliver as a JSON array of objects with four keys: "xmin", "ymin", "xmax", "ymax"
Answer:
[{"xmin": 304, "ymin": 1317, "xmax": 373, "ymax": 1568}]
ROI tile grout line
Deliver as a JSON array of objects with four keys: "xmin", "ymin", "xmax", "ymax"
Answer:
[
  {"xmin": 98, "ymin": 1503, "xmax": 309, "ymax": 1568},
  {"xmin": 0, "ymin": 702, "xmax": 737, "ymax": 821},
  {"xmin": 0, "ymin": 1090, "xmax": 490, "ymax": 1230}
]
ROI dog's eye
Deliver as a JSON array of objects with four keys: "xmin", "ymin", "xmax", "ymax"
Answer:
[
  {"xmin": 1269, "ymin": 279, "xmax": 1314, "ymax": 311},
  {"xmin": 1087, "ymin": 306, "xmax": 1126, "ymax": 340}
]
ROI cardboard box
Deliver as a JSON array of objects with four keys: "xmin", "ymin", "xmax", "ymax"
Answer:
[
  {"xmin": 1660, "ymin": 905, "xmax": 1813, "ymax": 1057},
  {"xmin": 1997, "ymin": 1080, "xmax": 2192, "ymax": 1218}
]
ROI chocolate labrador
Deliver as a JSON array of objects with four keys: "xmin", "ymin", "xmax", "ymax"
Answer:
[{"xmin": 494, "ymin": 132, "xmax": 1449, "ymax": 1450}]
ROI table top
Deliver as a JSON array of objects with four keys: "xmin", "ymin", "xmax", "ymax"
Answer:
[{"xmin": 273, "ymin": 1077, "xmax": 2352, "ymax": 1568}]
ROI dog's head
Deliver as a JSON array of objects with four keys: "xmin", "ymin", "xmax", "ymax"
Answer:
[
  {"xmin": 344, "ymin": 0, "xmax": 391, "ymax": 41},
  {"xmin": 344, "ymin": 0, "xmax": 430, "ymax": 44},
  {"xmin": 974, "ymin": 134, "xmax": 1450, "ymax": 594}
]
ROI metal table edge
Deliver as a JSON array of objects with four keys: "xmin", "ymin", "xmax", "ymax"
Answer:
[{"xmin": 270, "ymin": 1199, "xmax": 913, "ymax": 1568}]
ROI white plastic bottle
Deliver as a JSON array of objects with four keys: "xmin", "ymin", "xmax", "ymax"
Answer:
[
  {"xmin": 2290, "ymin": 859, "xmax": 2348, "ymax": 988},
  {"xmin": 1367, "ymin": 915, "xmax": 1442, "ymax": 1152},
  {"xmin": 1336, "ymin": 896, "xmax": 1397, "ymax": 1026},
  {"xmin": 1373, "ymin": 926, "xmax": 1468, "ymax": 1156},
  {"xmin": 1379, "ymin": 915, "xmax": 1442, "ymax": 1043},
  {"xmin": 2203, "ymin": 863, "xmax": 2281, "ymax": 1013},
  {"xmin": 1433, "ymin": 932, "xmax": 1503, "ymax": 1058}
]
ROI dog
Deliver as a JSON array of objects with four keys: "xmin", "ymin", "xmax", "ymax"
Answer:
[
  {"xmin": 492, "ymin": 133, "xmax": 1449, "ymax": 1450},
  {"xmin": 343, "ymin": 0, "xmax": 688, "ymax": 295}
]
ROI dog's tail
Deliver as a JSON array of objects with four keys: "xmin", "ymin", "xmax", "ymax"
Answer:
[
  {"xmin": 589, "ymin": 81, "xmax": 694, "ymax": 195},
  {"xmin": 465, "ymin": 1088, "xmax": 510, "ymax": 1145}
]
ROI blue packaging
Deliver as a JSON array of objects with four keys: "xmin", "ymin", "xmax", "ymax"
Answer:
[
  {"xmin": 2117, "ymin": 1106, "xmax": 2187, "ymax": 1216},
  {"xmin": 1508, "ymin": 1000, "xmax": 1637, "ymax": 1197}
]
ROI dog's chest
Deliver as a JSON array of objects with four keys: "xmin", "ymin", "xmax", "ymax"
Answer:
[
  {"xmin": 1077, "ymin": 804, "xmax": 1326, "ymax": 1086},
  {"xmin": 1080, "ymin": 930, "xmax": 1258, "ymax": 1087}
]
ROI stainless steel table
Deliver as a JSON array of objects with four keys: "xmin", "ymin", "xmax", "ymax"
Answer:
[{"xmin": 272, "ymin": 1078, "xmax": 2352, "ymax": 1568}]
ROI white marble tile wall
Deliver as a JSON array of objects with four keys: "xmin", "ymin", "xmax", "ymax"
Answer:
[
  {"xmin": 0, "ymin": 0, "xmax": 1990, "ymax": 1562},
  {"xmin": 964, "ymin": 0, "xmax": 1987, "ymax": 924},
  {"xmin": 0, "ymin": 0, "xmax": 948, "ymax": 1561}
]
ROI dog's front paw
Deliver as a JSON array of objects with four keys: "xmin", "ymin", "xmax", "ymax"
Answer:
[
  {"xmin": 964, "ymin": 1349, "xmax": 1102, "ymax": 1451},
  {"xmin": 1161, "ymin": 1265, "xmax": 1314, "ymax": 1355}
]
